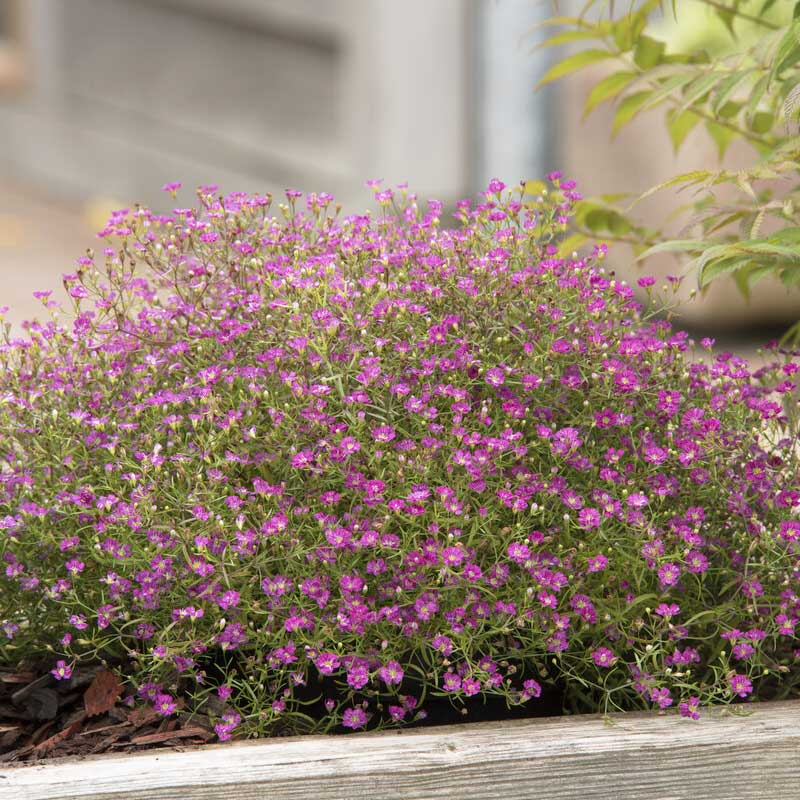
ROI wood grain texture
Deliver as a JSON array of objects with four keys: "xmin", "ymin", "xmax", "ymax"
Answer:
[{"xmin": 2, "ymin": 700, "xmax": 799, "ymax": 800}]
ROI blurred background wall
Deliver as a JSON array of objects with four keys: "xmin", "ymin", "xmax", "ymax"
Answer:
[
  {"xmin": 0, "ymin": 0, "xmax": 558, "ymax": 328},
  {"xmin": 0, "ymin": 0, "xmax": 793, "ymax": 351}
]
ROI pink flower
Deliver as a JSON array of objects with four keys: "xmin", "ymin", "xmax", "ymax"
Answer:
[
  {"xmin": 214, "ymin": 711, "xmax": 241, "ymax": 741},
  {"xmin": 654, "ymin": 602, "xmax": 680, "ymax": 619},
  {"xmin": 578, "ymin": 507, "xmax": 601, "ymax": 530},
  {"xmin": 153, "ymin": 693, "xmax": 177, "ymax": 716},
  {"xmin": 507, "ymin": 542, "xmax": 530, "ymax": 564},
  {"xmin": 649, "ymin": 687, "xmax": 673, "ymax": 709},
  {"xmin": 315, "ymin": 652, "xmax": 341, "ymax": 676},
  {"xmin": 379, "ymin": 661, "xmax": 404, "ymax": 686},
  {"xmin": 587, "ymin": 554, "xmax": 608, "ymax": 572},
  {"xmin": 485, "ymin": 367, "xmax": 506, "ymax": 386},
  {"xmin": 591, "ymin": 647, "xmax": 617, "ymax": 668},
  {"xmin": 685, "ymin": 550, "xmax": 709, "ymax": 574},
  {"xmin": 51, "ymin": 660, "xmax": 72, "ymax": 681},
  {"xmin": 443, "ymin": 672, "xmax": 462, "ymax": 692},
  {"xmin": 679, "ymin": 696, "xmax": 701, "ymax": 721},
  {"xmin": 522, "ymin": 678, "xmax": 541, "ymax": 700},
  {"xmin": 729, "ymin": 673, "xmax": 753, "ymax": 698},
  {"xmin": 342, "ymin": 707, "xmax": 368, "ymax": 730},
  {"xmin": 657, "ymin": 563, "xmax": 680, "ymax": 587}
]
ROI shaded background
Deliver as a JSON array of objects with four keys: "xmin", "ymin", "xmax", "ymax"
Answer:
[{"xmin": 0, "ymin": 0, "xmax": 795, "ymax": 353}]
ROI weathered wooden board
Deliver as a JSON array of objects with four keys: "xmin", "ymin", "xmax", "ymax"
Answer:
[{"xmin": 2, "ymin": 700, "xmax": 799, "ymax": 800}]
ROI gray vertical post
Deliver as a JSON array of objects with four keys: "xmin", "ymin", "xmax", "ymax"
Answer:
[{"xmin": 474, "ymin": 0, "xmax": 556, "ymax": 192}]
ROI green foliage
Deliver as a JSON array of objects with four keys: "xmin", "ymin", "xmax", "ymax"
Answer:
[{"xmin": 536, "ymin": 0, "xmax": 800, "ymax": 340}]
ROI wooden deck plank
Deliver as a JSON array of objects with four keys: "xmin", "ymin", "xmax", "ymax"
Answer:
[{"xmin": 2, "ymin": 700, "xmax": 799, "ymax": 800}]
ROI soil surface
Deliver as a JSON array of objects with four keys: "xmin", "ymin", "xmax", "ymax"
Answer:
[
  {"xmin": 0, "ymin": 661, "xmax": 567, "ymax": 767},
  {"xmin": 0, "ymin": 663, "xmax": 218, "ymax": 766}
]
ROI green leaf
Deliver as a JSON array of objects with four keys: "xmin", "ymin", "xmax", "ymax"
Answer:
[
  {"xmin": 698, "ymin": 253, "xmax": 752, "ymax": 287},
  {"xmin": 706, "ymin": 120, "xmax": 737, "ymax": 159},
  {"xmin": 584, "ymin": 71, "xmax": 637, "ymax": 116},
  {"xmin": 638, "ymin": 71, "xmax": 696, "ymax": 112},
  {"xmin": 770, "ymin": 20, "xmax": 800, "ymax": 83},
  {"xmin": 767, "ymin": 226, "xmax": 800, "ymax": 245},
  {"xmin": 635, "ymin": 170, "xmax": 715, "ymax": 204},
  {"xmin": 751, "ymin": 111, "xmax": 775, "ymax": 134},
  {"xmin": 734, "ymin": 263, "xmax": 775, "ymax": 299},
  {"xmin": 522, "ymin": 179, "xmax": 547, "ymax": 196},
  {"xmin": 780, "ymin": 266, "xmax": 800, "ymax": 287},
  {"xmin": 715, "ymin": 6, "xmax": 736, "ymax": 35},
  {"xmin": 607, "ymin": 210, "xmax": 632, "ymax": 235},
  {"xmin": 666, "ymin": 108, "xmax": 702, "ymax": 152},
  {"xmin": 633, "ymin": 35, "xmax": 666, "ymax": 70},
  {"xmin": 694, "ymin": 239, "xmax": 800, "ymax": 289},
  {"xmin": 679, "ymin": 71, "xmax": 723, "ymax": 113},
  {"xmin": 740, "ymin": 241, "xmax": 800, "ymax": 260},
  {"xmin": 746, "ymin": 264, "xmax": 777, "ymax": 290},
  {"xmin": 717, "ymin": 101, "xmax": 742, "ymax": 119},
  {"xmin": 597, "ymin": 193, "xmax": 632, "ymax": 203},
  {"xmin": 612, "ymin": 90, "xmax": 653, "ymax": 135},
  {"xmin": 539, "ymin": 30, "xmax": 604, "ymax": 49},
  {"xmin": 637, "ymin": 239, "xmax": 707, "ymax": 261},
  {"xmin": 556, "ymin": 233, "xmax": 588, "ymax": 257},
  {"xmin": 712, "ymin": 70, "xmax": 753, "ymax": 114},
  {"xmin": 612, "ymin": 10, "xmax": 648, "ymax": 52},
  {"xmin": 537, "ymin": 49, "xmax": 615, "ymax": 88},
  {"xmin": 704, "ymin": 210, "xmax": 749, "ymax": 235},
  {"xmin": 747, "ymin": 75, "xmax": 770, "ymax": 116},
  {"xmin": 584, "ymin": 208, "xmax": 612, "ymax": 231}
]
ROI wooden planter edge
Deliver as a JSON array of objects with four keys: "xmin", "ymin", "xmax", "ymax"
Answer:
[{"xmin": 3, "ymin": 699, "xmax": 799, "ymax": 800}]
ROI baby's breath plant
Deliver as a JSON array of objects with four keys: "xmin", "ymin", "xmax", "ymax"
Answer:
[{"xmin": 0, "ymin": 177, "xmax": 798, "ymax": 741}]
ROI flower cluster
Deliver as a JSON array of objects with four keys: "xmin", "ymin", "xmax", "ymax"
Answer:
[{"xmin": 0, "ymin": 176, "xmax": 798, "ymax": 740}]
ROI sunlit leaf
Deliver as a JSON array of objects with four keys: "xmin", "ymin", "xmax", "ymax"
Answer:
[
  {"xmin": 706, "ymin": 120, "xmax": 737, "ymax": 159},
  {"xmin": 556, "ymin": 233, "xmax": 588, "ymax": 256},
  {"xmin": 752, "ymin": 111, "xmax": 775, "ymax": 134},
  {"xmin": 522, "ymin": 180, "xmax": 547, "ymax": 197},
  {"xmin": 639, "ymin": 71, "xmax": 697, "ymax": 112},
  {"xmin": 539, "ymin": 29, "xmax": 604, "ymax": 49},
  {"xmin": 767, "ymin": 226, "xmax": 800, "ymax": 245},
  {"xmin": 747, "ymin": 74, "xmax": 770, "ymax": 116},
  {"xmin": 780, "ymin": 265, "xmax": 800, "ymax": 287},
  {"xmin": 666, "ymin": 108, "xmax": 702, "ymax": 152},
  {"xmin": 770, "ymin": 20, "xmax": 800, "ymax": 83},
  {"xmin": 584, "ymin": 71, "xmax": 637, "ymax": 116},
  {"xmin": 717, "ymin": 101, "xmax": 742, "ymax": 119},
  {"xmin": 633, "ymin": 35, "xmax": 666, "ymax": 69},
  {"xmin": 637, "ymin": 239, "xmax": 707, "ymax": 261},
  {"xmin": 678, "ymin": 71, "xmax": 723, "ymax": 113},
  {"xmin": 712, "ymin": 70, "xmax": 753, "ymax": 114},
  {"xmin": 611, "ymin": 90, "xmax": 653, "ymax": 134},
  {"xmin": 635, "ymin": 170, "xmax": 715, "ymax": 204},
  {"xmin": 537, "ymin": 49, "xmax": 615, "ymax": 88}
]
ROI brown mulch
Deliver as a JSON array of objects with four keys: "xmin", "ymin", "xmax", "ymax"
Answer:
[{"xmin": 0, "ymin": 664, "xmax": 218, "ymax": 766}]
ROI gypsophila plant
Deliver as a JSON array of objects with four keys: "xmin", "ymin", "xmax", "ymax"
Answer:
[{"xmin": 0, "ymin": 176, "xmax": 798, "ymax": 742}]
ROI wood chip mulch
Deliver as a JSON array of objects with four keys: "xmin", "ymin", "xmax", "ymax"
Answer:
[{"xmin": 0, "ymin": 664, "xmax": 218, "ymax": 765}]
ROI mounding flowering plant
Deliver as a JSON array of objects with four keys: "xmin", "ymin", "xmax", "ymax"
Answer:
[{"xmin": 0, "ymin": 176, "xmax": 798, "ymax": 742}]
